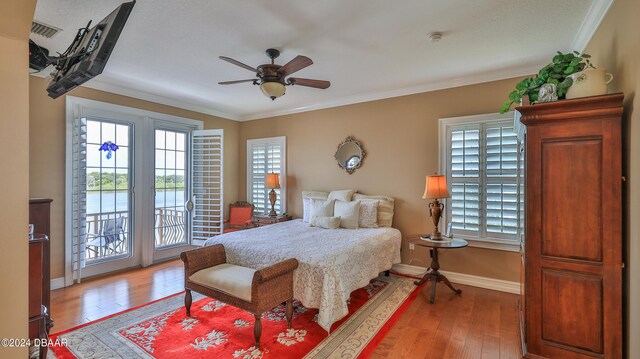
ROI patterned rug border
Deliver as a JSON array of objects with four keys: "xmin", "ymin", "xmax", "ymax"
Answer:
[
  {"xmin": 50, "ymin": 275, "xmax": 425, "ymax": 358},
  {"xmin": 304, "ymin": 275, "xmax": 425, "ymax": 358},
  {"xmin": 359, "ymin": 277, "xmax": 425, "ymax": 358}
]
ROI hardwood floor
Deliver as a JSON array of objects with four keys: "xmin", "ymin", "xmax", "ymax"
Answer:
[
  {"xmin": 50, "ymin": 260, "xmax": 184, "ymax": 332},
  {"xmin": 50, "ymin": 261, "xmax": 521, "ymax": 358},
  {"xmin": 371, "ymin": 281, "xmax": 521, "ymax": 359}
]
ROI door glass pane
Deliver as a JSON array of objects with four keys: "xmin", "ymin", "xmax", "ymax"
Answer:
[
  {"xmin": 155, "ymin": 129, "xmax": 188, "ymax": 248},
  {"xmin": 85, "ymin": 119, "xmax": 132, "ymax": 262}
]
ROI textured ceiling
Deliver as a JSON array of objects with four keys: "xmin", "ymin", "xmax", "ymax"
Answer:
[{"xmin": 31, "ymin": 0, "xmax": 611, "ymax": 120}]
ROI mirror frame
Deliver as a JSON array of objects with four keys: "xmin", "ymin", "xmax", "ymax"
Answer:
[{"xmin": 334, "ymin": 136, "xmax": 366, "ymax": 174}]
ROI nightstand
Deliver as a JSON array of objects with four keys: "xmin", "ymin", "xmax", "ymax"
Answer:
[
  {"xmin": 253, "ymin": 214, "xmax": 292, "ymax": 227},
  {"xmin": 407, "ymin": 234, "xmax": 468, "ymax": 304}
]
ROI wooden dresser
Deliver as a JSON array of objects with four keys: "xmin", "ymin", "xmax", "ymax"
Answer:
[
  {"xmin": 517, "ymin": 94, "xmax": 623, "ymax": 359},
  {"xmin": 29, "ymin": 198, "xmax": 54, "ymax": 358}
]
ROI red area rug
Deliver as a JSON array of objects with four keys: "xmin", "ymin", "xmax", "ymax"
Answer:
[{"xmin": 49, "ymin": 275, "xmax": 422, "ymax": 358}]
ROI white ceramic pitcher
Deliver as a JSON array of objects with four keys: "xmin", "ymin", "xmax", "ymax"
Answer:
[{"xmin": 565, "ymin": 68, "xmax": 613, "ymax": 99}]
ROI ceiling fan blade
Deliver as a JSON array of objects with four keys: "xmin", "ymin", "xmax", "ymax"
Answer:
[
  {"xmin": 219, "ymin": 56, "xmax": 257, "ymax": 72},
  {"xmin": 287, "ymin": 77, "xmax": 330, "ymax": 89},
  {"xmin": 278, "ymin": 55, "xmax": 313, "ymax": 76},
  {"xmin": 218, "ymin": 79, "xmax": 257, "ymax": 85}
]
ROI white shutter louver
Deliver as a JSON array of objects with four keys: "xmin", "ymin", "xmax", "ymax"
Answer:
[
  {"xmin": 443, "ymin": 115, "xmax": 523, "ymax": 246},
  {"xmin": 247, "ymin": 137, "xmax": 286, "ymax": 214},
  {"xmin": 70, "ymin": 116, "xmax": 88, "ymax": 281},
  {"xmin": 191, "ymin": 129, "xmax": 224, "ymax": 240},
  {"xmin": 450, "ymin": 128, "xmax": 480, "ymax": 233},
  {"xmin": 485, "ymin": 124, "xmax": 519, "ymax": 235}
]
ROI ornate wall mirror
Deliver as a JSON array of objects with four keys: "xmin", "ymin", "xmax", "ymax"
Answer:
[{"xmin": 335, "ymin": 136, "xmax": 366, "ymax": 174}]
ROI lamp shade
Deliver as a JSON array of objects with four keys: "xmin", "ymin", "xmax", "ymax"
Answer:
[
  {"xmin": 422, "ymin": 175, "xmax": 450, "ymax": 199},
  {"xmin": 260, "ymin": 81, "xmax": 286, "ymax": 100},
  {"xmin": 265, "ymin": 173, "xmax": 281, "ymax": 189}
]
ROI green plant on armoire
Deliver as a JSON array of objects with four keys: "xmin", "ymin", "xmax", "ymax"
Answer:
[{"xmin": 500, "ymin": 51, "xmax": 594, "ymax": 113}]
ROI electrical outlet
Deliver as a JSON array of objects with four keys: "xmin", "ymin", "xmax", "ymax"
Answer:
[{"xmin": 409, "ymin": 242, "xmax": 415, "ymax": 251}]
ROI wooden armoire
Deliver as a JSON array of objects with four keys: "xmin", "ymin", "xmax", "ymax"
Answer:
[{"xmin": 517, "ymin": 93, "xmax": 623, "ymax": 359}]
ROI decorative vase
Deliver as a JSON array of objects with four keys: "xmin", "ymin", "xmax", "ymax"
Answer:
[{"xmin": 565, "ymin": 68, "xmax": 613, "ymax": 99}]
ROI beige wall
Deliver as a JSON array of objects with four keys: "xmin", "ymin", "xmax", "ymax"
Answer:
[
  {"xmin": 0, "ymin": 1, "xmax": 36, "ymax": 357},
  {"xmin": 240, "ymin": 78, "xmax": 523, "ymax": 282},
  {"xmin": 585, "ymin": 0, "xmax": 640, "ymax": 357},
  {"xmin": 29, "ymin": 76, "xmax": 241, "ymax": 279}
]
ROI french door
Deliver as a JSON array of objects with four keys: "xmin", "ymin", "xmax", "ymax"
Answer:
[
  {"xmin": 152, "ymin": 126, "xmax": 191, "ymax": 262},
  {"xmin": 66, "ymin": 97, "xmax": 223, "ymax": 283}
]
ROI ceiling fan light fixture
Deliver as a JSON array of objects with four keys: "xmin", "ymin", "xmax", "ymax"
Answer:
[{"xmin": 260, "ymin": 81, "xmax": 286, "ymax": 100}]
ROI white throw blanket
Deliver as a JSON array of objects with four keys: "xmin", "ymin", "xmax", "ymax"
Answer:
[{"xmin": 204, "ymin": 219, "xmax": 401, "ymax": 332}]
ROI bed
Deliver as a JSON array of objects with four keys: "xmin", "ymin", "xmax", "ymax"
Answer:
[{"xmin": 203, "ymin": 219, "xmax": 401, "ymax": 332}]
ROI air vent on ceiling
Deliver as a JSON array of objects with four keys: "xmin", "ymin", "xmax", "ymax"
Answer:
[{"xmin": 31, "ymin": 20, "xmax": 62, "ymax": 38}]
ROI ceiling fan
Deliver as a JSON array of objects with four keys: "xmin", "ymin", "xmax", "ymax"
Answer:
[{"xmin": 218, "ymin": 48, "xmax": 331, "ymax": 100}]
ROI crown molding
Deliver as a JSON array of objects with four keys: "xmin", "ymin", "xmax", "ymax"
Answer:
[
  {"xmin": 81, "ymin": 79, "xmax": 240, "ymax": 120},
  {"xmin": 238, "ymin": 64, "xmax": 543, "ymax": 121},
  {"xmin": 570, "ymin": 0, "xmax": 614, "ymax": 52}
]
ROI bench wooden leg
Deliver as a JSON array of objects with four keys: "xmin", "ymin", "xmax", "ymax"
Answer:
[
  {"xmin": 254, "ymin": 314, "xmax": 262, "ymax": 348},
  {"xmin": 185, "ymin": 289, "xmax": 192, "ymax": 316},
  {"xmin": 286, "ymin": 299, "xmax": 293, "ymax": 329}
]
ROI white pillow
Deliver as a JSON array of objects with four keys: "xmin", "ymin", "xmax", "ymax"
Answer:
[
  {"xmin": 352, "ymin": 194, "xmax": 395, "ymax": 227},
  {"xmin": 302, "ymin": 191, "xmax": 329, "ymax": 223},
  {"xmin": 309, "ymin": 199, "xmax": 335, "ymax": 220},
  {"xmin": 334, "ymin": 200, "xmax": 360, "ymax": 229},
  {"xmin": 328, "ymin": 189, "xmax": 355, "ymax": 202},
  {"xmin": 302, "ymin": 198, "xmax": 313, "ymax": 223},
  {"xmin": 358, "ymin": 200, "xmax": 379, "ymax": 228},
  {"xmin": 310, "ymin": 216, "xmax": 341, "ymax": 229}
]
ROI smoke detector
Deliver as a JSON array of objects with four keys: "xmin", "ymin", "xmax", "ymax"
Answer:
[{"xmin": 428, "ymin": 32, "xmax": 442, "ymax": 43}]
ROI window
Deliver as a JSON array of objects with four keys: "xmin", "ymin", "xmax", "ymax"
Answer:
[
  {"xmin": 439, "ymin": 112, "xmax": 523, "ymax": 251},
  {"xmin": 247, "ymin": 136, "xmax": 286, "ymax": 214}
]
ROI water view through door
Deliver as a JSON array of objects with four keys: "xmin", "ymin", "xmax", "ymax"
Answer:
[
  {"xmin": 85, "ymin": 119, "xmax": 132, "ymax": 263},
  {"xmin": 155, "ymin": 129, "xmax": 189, "ymax": 248}
]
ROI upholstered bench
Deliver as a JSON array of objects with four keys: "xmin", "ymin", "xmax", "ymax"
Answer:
[{"xmin": 180, "ymin": 244, "xmax": 299, "ymax": 348}]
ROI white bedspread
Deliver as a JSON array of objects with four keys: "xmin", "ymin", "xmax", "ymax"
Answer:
[{"xmin": 203, "ymin": 219, "xmax": 401, "ymax": 332}]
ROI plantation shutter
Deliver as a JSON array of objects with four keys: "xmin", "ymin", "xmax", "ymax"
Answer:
[
  {"xmin": 247, "ymin": 137, "xmax": 286, "ymax": 215},
  {"xmin": 69, "ymin": 115, "xmax": 88, "ymax": 282},
  {"xmin": 485, "ymin": 124, "xmax": 519, "ymax": 235},
  {"xmin": 191, "ymin": 129, "xmax": 224, "ymax": 241},
  {"xmin": 444, "ymin": 116, "xmax": 523, "ymax": 245},
  {"xmin": 449, "ymin": 128, "xmax": 481, "ymax": 233}
]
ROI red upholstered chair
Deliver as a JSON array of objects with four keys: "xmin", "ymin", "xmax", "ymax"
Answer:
[{"xmin": 224, "ymin": 201, "xmax": 256, "ymax": 233}]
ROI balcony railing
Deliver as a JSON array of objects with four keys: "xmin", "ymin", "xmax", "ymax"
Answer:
[
  {"xmin": 85, "ymin": 208, "xmax": 187, "ymax": 261},
  {"xmin": 155, "ymin": 207, "xmax": 186, "ymax": 248}
]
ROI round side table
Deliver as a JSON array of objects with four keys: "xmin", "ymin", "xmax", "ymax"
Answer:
[{"xmin": 408, "ymin": 235, "xmax": 468, "ymax": 304}]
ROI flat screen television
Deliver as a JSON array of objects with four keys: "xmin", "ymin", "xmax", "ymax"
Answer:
[{"xmin": 47, "ymin": 1, "xmax": 135, "ymax": 99}]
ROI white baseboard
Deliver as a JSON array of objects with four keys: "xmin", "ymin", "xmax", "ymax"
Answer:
[
  {"xmin": 51, "ymin": 277, "xmax": 65, "ymax": 290},
  {"xmin": 391, "ymin": 263, "xmax": 520, "ymax": 294}
]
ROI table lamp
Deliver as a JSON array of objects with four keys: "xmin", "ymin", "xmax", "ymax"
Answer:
[
  {"xmin": 265, "ymin": 173, "xmax": 280, "ymax": 217},
  {"xmin": 422, "ymin": 174, "xmax": 450, "ymax": 240}
]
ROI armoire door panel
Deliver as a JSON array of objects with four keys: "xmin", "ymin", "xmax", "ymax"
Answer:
[
  {"xmin": 540, "ymin": 138, "xmax": 603, "ymax": 262},
  {"xmin": 541, "ymin": 269, "xmax": 604, "ymax": 354}
]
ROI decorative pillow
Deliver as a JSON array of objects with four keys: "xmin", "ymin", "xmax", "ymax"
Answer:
[
  {"xmin": 358, "ymin": 200, "xmax": 379, "ymax": 228},
  {"xmin": 310, "ymin": 216, "xmax": 341, "ymax": 229},
  {"xmin": 302, "ymin": 191, "xmax": 329, "ymax": 223},
  {"xmin": 352, "ymin": 194, "xmax": 395, "ymax": 227},
  {"xmin": 328, "ymin": 189, "xmax": 356, "ymax": 202},
  {"xmin": 309, "ymin": 199, "xmax": 335, "ymax": 220},
  {"xmin": 334, "ymin": 200, "xmax": 360, "ymax": 229}
]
